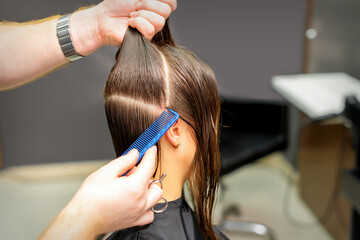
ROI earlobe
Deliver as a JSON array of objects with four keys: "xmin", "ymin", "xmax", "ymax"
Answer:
[{"xmin": 165, "ymin": 119, "xmax": 181, "ymax": 148}]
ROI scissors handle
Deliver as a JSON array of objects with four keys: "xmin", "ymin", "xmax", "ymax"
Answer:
[{"xmin": 150, "ymin": 173, "xmax": 168, "ymax": 213}]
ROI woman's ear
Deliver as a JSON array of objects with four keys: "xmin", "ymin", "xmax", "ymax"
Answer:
[{"xmin": 165, "ymin": 119, "xmax": 181, "ymax": 148}]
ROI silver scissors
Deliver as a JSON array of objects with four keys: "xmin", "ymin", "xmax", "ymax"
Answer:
[{"xmin": 150, "ymin": 173, "xmax": 168, "ymax": 213}]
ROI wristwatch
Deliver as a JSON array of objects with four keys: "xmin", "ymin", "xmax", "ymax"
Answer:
[{"xmin": 56, "ymin": 14, "xmax": 83, "ymax": 62}]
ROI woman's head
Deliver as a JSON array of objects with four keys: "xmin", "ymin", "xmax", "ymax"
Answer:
[{"xmin": 104, "ymin": 23, "xmax": 220, "ymax": 239}]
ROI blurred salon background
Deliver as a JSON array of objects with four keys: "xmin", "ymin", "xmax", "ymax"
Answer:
[{"xmin": 1, "ymin": 0, "xmax": 359, "ymax": 239}]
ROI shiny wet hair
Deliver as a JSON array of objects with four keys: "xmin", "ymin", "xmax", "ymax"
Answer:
[{"xmin": 104, "ymin": 22, "xmax": 220, "ymax": 239}]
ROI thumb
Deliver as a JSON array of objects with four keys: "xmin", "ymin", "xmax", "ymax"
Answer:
[{"xmin": 106, "ymin": 149, "xmax": 139, "ymax": 177}]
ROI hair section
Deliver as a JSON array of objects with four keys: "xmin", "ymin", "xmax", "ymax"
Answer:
[{"xmin": 104, "ymin": 24, "xmax": 220, "ymax": 239}]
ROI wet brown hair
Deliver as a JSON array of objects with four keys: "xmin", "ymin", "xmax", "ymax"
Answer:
[{"xmin": 104, "ymin": 22, "xmax": 220, "ymax": 239}]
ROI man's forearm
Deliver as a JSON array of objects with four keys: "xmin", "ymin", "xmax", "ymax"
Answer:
[
  {"xmin": 0, "ymin": 7, "xmax": 101, "ymax": 91},
  {"xmin": 38, "ymin": 203, "xmax": 98, "ymax": 240},
  {"xmin": 0, "ymin": 0, "xmax": 176, "ymax": 91},
  {"xmin": 0, "ymin": 18, "xmax": 66, "ymax": 90}
]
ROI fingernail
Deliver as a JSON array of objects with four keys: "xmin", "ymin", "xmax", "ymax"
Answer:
[
  {"xmin": 130, "ymin": 11, "xmax": 138, "ymax": 18},
  {"xmin": 135, "ymin": 2, "xmax": 142, "ymax": 10}
]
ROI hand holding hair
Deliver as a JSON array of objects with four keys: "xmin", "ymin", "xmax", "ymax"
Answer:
[
  {"xmin": 39, "ymin": 146, "xmax": 163, "ymax": 240},
  {"xmin": 75, "ymin": 0, "xmax": 177, "ymax": 53},
  {"xmin": 0, "ymin": 0, "xmax": 177, "ymax": 90}
]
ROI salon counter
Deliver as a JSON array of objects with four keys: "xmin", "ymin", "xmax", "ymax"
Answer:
[{"xmin": 272, "ymin": 73, "xmax": 360, "ymax": 240}]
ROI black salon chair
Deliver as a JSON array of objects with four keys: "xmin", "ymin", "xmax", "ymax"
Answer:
[
  {"xmin": 219, "ymin": 97, "xmax": 288, "ymax": 240},
  {"xmin": 342, "ymin": 96, "xmax": 360, "ymax": 240}
]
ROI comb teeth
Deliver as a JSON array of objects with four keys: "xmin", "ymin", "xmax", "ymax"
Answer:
[{"xmin": 121, "ymin": 109, "xmax": 179, "ymax": 165}]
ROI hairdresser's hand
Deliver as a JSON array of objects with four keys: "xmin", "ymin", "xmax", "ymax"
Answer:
[
  {"xmin": 71, "ymin": 0, "xmax": 177, "ymax": 56},
  {"xmin": 39, "ymin": 147, "xmax": 162, "ymax": 240},
  {"xmin": 0, "ymin": 0, "xmax": 176, "ymax": 90}
]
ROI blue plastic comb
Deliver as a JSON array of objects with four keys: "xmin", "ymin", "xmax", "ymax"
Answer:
[{"xmin": 121, "ymin": 108, "xmax": 179, "ymax": 175}]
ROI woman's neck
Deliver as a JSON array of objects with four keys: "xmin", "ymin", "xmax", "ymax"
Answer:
[
  {"xmin": 155, "ymin": 127, "xmax": 196, "ymax": 201},
  {"xmin": 154, "ymin": 161, "xmax": 187, "ymax": 201}
]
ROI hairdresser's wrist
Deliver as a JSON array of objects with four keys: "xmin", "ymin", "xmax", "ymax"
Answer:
[
  {"xmin": 39, "ymin": 201, "xmax": 98, "ymax": 240},
  {"xmin": 60, "ymin": 201, "xmax": 99, "ymax": 238},
  {"xmin": 69, "ymin": 7, "xmax": 104, "ymax": 56}
]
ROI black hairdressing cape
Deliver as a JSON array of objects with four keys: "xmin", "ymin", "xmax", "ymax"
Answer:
[{"xmin": 100, "ymin": 197, "xmax": 228, "ymax": 240}]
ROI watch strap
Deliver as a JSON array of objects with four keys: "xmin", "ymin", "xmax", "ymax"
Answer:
[{"xmin": 57, "ymin": 14, "xmax": 83, "ymax": 62}]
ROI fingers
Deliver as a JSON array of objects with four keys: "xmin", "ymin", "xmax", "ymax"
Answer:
[
  {"xmin": 133, "ymin": 209, "xmax": 155, "ymax": 226},
  {"xmin": 146, "ymin": 182, "xmax": 163, "ymax": 209},
  {"xmin": 157, "ymin": 0, "xmax": 177, "ymax": 12},
  {"xmin": 106, "ymin": 149, "xmax": 139, "ymax": 177},
  {"xmin": 129, "ymin": 16, "xmax": 155, "ymax": 41},
  {"xmin": 136, "ymin": 0, "xmax": 172, "ymax": 19},
  {"xmin": 128, "ymin": 0, "xmax": 176, "ymax": 40},
  {"xmin": 130, "ymin": 10, "xmax": 165, "ymax": 34},
  {"xmin": 132, "ymin": 146, "xmax": 157, "ymax": 183}
]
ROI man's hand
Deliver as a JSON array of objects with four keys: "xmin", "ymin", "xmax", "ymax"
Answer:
[
  {"xmin": 71, "ymin": 0, "xmax": 177, "ymax": 56},
  {"xmin": 0, "ymin": 0, "xmax": 177, "ymax": 90},
  {"xmin": 99, "ymin": 0, "xmax": 176, "ymax": 43},
  {"xmin": 39, "ymin": 147, "xmax": 162, "ymax": 239}
]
